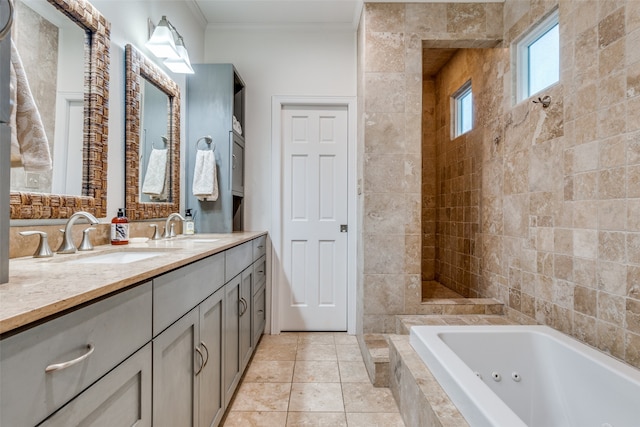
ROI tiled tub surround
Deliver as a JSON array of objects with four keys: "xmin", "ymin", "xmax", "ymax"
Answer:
[
  {"xmin": 0, "ymin": 231, "xmax": 264, "ymax": 334},
  {"xmin": 359, "ymin": 1, "xmax": 640, "ymax": 369},
  {"xmin": 389, "ymin": 335, "xmax": 469, "ymax": 427}
]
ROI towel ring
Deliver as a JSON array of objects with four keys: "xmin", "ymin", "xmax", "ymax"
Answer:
[
  {"xmin": 196, "ymin": 136, "xmax": 214, "ymax": 151},
  {"xmin": 0, "ymin": 0, "xmax": 14, "ymax": 42},
  {"xmin": 152, "ymin": 135, "xmax": 168, "ymax": 150}
]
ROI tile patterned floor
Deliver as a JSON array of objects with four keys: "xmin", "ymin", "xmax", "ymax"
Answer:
[{"xmin": 223, "ymin": 332, "xmax": 406, "ymax": 427}]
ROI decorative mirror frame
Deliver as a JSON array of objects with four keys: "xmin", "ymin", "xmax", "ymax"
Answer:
[
  {"xmin": 9, "ymin": 0, "xmax": 110, "ymax": 219},
  {"xmin": 124, "ymin": 44, "xmax": 180, "ymax": 220}
]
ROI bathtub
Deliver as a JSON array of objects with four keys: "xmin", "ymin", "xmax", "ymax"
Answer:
[{"xmin": 409, "ymin": 325, "xmax": 640, "ymax": 427}]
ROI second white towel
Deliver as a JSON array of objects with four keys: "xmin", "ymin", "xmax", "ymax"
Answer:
[
  {"xmin": 142, "ymin": 148, "xmax": 168, "ymax": 196},
  {"xmin": 192, "ymin": 149, "xmax": 218, "ymax": 202}
]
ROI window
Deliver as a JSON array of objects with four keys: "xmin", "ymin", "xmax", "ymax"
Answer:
[
  {"xmin": 452, "ymin": 81, "xmax": 473, "ymax": 138},
  {"xmin": 516, "ymin": 9, "xmax": 559, "ymax": 102}
]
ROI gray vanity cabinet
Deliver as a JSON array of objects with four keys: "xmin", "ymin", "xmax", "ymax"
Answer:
[
  {"xmin": 0, "ymin": 282, "xmax": 152, "ymax": 427},
  {"xmin": 152, "ymin": 286, "xmax": 225, "ymax": 427},
  {"xmin": 186, "ymin": 64, "xmax": 246, "ymax": 233},
  {"xmin": 240, "ymin": 266, "xmax": 254, "ymax": 371},
  {"xmin": 253, "ymin": 255, "xmax": 267, "ymax": 345},
  {"xmin": 223, "ymin": 275, "xmax": 241, "ymax": 407},
  {"xmin": 199, "ymin": 287, "xmax": 225, "ymax": 427},
  {"xmin": 152, "ymin": 253, "xmax": 226, "ymax": 427},
  {"xmin": 0, "ymin": 235, "xmax": 266, "ymax": 427},
  {"xmin": 152, "ymin": 307, "xmax": 199, "ymax": 426},
  {"xmin": 223, "ymin": 266, "xmax": 253, "ymax": 407},
  {"xmin": 231, "ymin": 133, "xmax": 244, "ymax": 196},
  {"xmin": 40, "ymin": 343, "xmax": 152, "ymax": 427}
]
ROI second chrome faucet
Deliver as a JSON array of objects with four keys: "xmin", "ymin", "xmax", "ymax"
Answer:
[{"xmin": 163, "ymin": 212, "xmax": 186, "ymax": 239}]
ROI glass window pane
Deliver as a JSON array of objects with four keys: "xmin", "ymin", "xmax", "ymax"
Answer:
[
  {"xmin": 528, "ymin": 24, "xmax": 559, "ymax": 96},
  {"xmin": 459, "ymin": 91, "xmax": 473, "ymax": 134}
]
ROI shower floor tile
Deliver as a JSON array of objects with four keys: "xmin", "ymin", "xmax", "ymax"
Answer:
[{"xmin": 421, "ymin": 280, "xmax": 464, "ymax": 300}]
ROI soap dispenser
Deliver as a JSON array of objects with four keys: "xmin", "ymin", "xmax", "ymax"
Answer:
[
  {"xmin": 111, "ymin": 208, "xmax": 129, "ymax": 245},
  {"xmin": 184, "ymin": 209, "xmax": 195, "ymax": 235}
]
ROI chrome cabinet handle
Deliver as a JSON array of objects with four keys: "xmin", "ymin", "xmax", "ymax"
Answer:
[
  {"xmin": 0, "ymin": 0, "xmax": 14, "ymax": 42},
  {"xmin": 45, "ymin": 344, "xmax": 95, "ymax": 373},
  {"xmin": 239, "ymin": 298, "xmax": 248, "ymax": 316},
  {"xmin": 200, "ymin": 342, "xmax": 209, "ymax": 368},
  {"xmin": 232, "ymin": 154, "xmax": 237, "ymax": 169},
  {"xmin": 194, "ymin": 346, "xmax": 205, "ymax": 376}
]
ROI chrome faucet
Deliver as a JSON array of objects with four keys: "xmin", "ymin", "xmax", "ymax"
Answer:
[
  {"xmin": 57, "ymin": 211, "xmax": 100, "ymax": 254},
  {"xmin": 164, "ymin": 213, "xmax": 185, "ymax": 238}
]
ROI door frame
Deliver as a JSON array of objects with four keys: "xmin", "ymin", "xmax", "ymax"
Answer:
[{"xmin": 270, "ymin": 96, "xmax": 357, "ymax": 334}]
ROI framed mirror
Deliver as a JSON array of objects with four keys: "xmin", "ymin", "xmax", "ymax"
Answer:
[
  {"xmin": 124, "ymin": 44, "xmax": 180, "ymax": 220},
  {"xmin": 9, "ymin": 0, "xmax": 110, "ymax": 219}
]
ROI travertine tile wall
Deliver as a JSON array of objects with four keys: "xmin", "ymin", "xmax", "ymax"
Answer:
[
  {"xmin": 493, "ymin": 0, "xmax": 640, "ymax": 367},
  {"xmin": 421, "ymin": 78, "xmax": 436, "ymax": 281},
  {"xmin": 360, "ymin": 0, "xmax": 640, "ymax": 368},
  {"xmin": 358, "ymin": 2, "xmax": 502, "ymax": 333}
]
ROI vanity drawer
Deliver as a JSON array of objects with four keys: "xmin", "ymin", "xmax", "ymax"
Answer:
[
  {"xmin": 253, "ymin": 235, "xmax": 266, "ymax": 261},
  {"xmin": 0, "ymin": 282, "xmax": 152, "ymax": 427},
  {"xmin": 253, "ymin": 255, "xmax": 266, "ymax": 294},
  {"xmin": 40, "ymin": 342, "xmax": 151, "ymax": 427},
  {"xmin": 153, "ymin": 253, "xmax": 224, "ymax": 336},
  {"xmin": 225, "ymin": 241, "xmax": 253, "ymax": 282}
]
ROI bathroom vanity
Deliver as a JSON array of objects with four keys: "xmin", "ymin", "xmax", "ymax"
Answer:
[{"xmin": 0, "ymin": 232, "xmax": 267, "ymax": 427}]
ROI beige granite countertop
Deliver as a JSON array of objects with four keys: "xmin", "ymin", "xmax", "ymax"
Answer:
[{"xmin": 0, "ymin": 232, "xmax": 266, "ymax": 335}]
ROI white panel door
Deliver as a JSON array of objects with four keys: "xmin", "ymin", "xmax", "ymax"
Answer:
[{"xmin": 280, "ymin": 105, "xmax": 348, "ymax": 331}]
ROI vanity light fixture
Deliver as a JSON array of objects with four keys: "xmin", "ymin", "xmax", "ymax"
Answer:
[
  {"xmin": 164, "ymin": 35, "xmax": 194, "ymax": 74},
  {"xmin": 146, "ymin": 16, "xmax": 194, "ymax": 74},
  {"xmin": 145, "ymin": 16, "xmax": 179, "ymax": 59}
]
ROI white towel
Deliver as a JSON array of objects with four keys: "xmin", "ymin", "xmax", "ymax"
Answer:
[
  {"xmin": 10, "ymin": 39, "xmax": 52, "ymax": 171},
  {"xmin": 233, "ymin": 115, "xmax": 242, "ymax": 135},
  {"xmin": 142, "ymin": 148, "xmax": 168, "ymax": 196},
  {"xmin": 192, "ymin": 149, "xmax": 218, "ymax": 202}
]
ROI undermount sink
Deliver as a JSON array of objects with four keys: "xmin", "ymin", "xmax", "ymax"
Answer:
[
  {"xmin": 66, "ymin": 251, "xmax": 165, "ymax": 265},
  {"xmin": 177, "ymin": 236, "xmax": 220, "ymax": 243}
]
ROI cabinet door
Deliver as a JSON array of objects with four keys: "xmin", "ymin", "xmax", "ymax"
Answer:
[
  {"xmin": 40, "ymin": 343, "xmax": 152, "ymax": 427},
  {"xmin": 223, "ymin": 276, "xmax": 241, "ymax": 406},
  {"xmin": 153, "ymin": 308, "xmax": 199, "ymax": 427},
  {"xmin": 231, "ymin": 134, "xmax": 244, "ymax": 196},
  {"xmin": 253, "ymin": 284, "xmax": 266, "ymax": 346},
  {"xmin": 199, "ymin": 288, "xmax": 224, "ymax": 427},
  {"xmin": 239, "ymin": 267, "xmax": 253, "ymax": 371}
]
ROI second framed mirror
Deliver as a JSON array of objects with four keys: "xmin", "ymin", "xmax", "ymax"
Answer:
[{"xmin": 125, "ymin": 43, "xmax": 180, "ymax": 219}]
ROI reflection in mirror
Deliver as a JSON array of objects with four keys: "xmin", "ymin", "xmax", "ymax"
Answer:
[
  {"xmin": 9, "ymin": 0, "xmax": 110, "ymax": 219},
  {"xmin": 10, "ymin": 0, "xmax": 84, "ymax": 195},
  {"xmin": 125, "ymin": 44, "xmax": 180, "ymax": 220},
  {"xmin": 139, "ymin": 79, "xmax": 170, "ymax": 203}
]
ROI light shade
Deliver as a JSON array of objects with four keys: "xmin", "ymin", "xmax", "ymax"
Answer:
[
  {"xmin": 164, "ymin": 37, "xmax": 194, "ymax": 74},
  {"xmin": 145, "ymin": 16, "xmax": 180, "ymax": 59}
]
